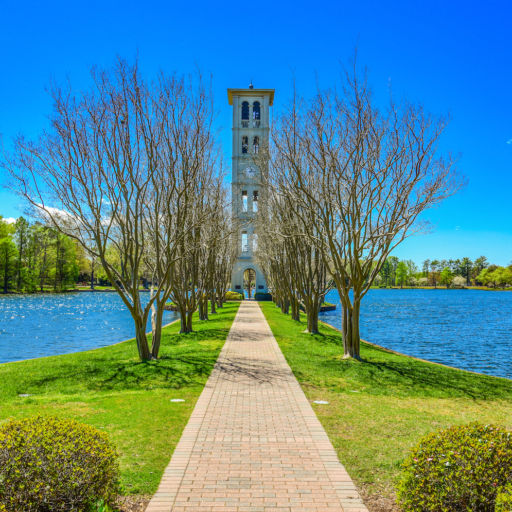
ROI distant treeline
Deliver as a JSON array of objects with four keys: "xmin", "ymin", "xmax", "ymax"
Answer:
[
  {"xmin": 2, "ymin": 216, "xmax": 511, "ymax": 293},
  {"xmin": 0, "ymin": 216, "xmax": 92, "ymax": 293},
  {"xmin": 378, "ymin": 256, "xmax": 512, "ymax": 288}
]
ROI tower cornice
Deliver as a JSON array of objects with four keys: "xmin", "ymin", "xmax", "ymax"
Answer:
[{"xmin": 227, "ymin": 88, "xmax": 275, "ymax": 106}]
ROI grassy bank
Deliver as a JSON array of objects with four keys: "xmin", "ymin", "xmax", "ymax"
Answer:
[
  {"xmin": 0, "ymin": 301, "xmax": 240, "ymax": 495},
  {"xmin": 259, "ymin": 301, "xmax": 512, "ymax": 507}
]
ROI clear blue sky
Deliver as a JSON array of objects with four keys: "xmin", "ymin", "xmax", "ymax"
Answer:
[{"xmin": 1, "ymin": 0, "xmax": 511, "ymax": 266}]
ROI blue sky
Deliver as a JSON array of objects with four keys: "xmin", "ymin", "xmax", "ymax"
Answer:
[{"xmin": 1, "ymin": 0, "xmax": 511, "ymax": 265}]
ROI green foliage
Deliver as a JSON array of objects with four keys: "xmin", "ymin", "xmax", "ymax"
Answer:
[
  {"xmin": 0, "ymin": 217, "xmax": 82, "ymax": 293},
  {"xmin": 478, "ymin": 266, "xmax": 512, "ymax": 288},
  {"xmin": 496, "ymin": 483, "xmax": 512, "ymax": 512},
  {"xmin": 440, "ymin": 266, "xmax": 454, "ymax": 287},
  {"xmin": 0, "ymin": 236, "xmax": 18, "ymax": 293},
  {"xmin": 0, "ymin": 416, "xmax": 119, "ymax": 512},
  {"xmin": 254, "ymin": 292, "xmax": 272, "ymax": 301},
  {"xmin": 378, "ymin": 254, "xmax": 511, "ymax": 288},
  {"xmin": 396, "ymin": 261, "xmax": 409, "ymax": 287},
  {"xmin": 225, "ymin": 290, "xmax": 243, "ymax": 300},
  {"xmin": 397, "ymin": 423, "xmax": 512, "ymax": 512}
]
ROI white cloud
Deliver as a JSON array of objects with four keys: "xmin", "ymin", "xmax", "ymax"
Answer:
[
  {"xmin": 3, "ymin": 217, "xmax": 16, "ymax": 224},
  {"xmin": 37, "ymin": 204, "xmax": 75, "ymax": 223}
]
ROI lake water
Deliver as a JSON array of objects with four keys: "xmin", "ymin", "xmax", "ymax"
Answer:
[
  {"xmin": 321, "ymin": 289, "xmax": 512, "ymax": 379},
  {"xmin": 0, "ymin": 292, "xmax": 178, "ymax": 363},
  {"xmin": 1, "ymin": 290, "xmax": 511, "ymax": 379}
]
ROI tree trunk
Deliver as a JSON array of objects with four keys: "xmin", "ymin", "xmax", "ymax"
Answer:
[
  {"xmin": 151, "ymin": 304, "xmax": 164, "ymax": 358},
  {"xmin": 186, "ymin": 310, "xmax": 194, "ymax": 332},
  {"xmin": 306, "ymin": 301, "xmax": 319, "ymax": 334},
  {"xmin": 342, "ymin": 299, "xmax": 361, "ymax": 359},
  {"xmin": 179, "ymin": 305, "xmax": 189, "ymax": 333},
  {"xmin": 199, "ymin": 296, "xmax": 208, "ymax": 320},
  {"xmin": 350, "ymin": 300, "xmax": 361, "ymax": 359},
  {"xmin": 210, "ymin": 292, "xmax": 216, "ymax": 314},
  {"xmin": 341, "ymin": 302, "xmax": 353, "ymax": 358},
  {"xmin": 291, "ymin": 297, "xmax": 301, "ymax": 322},
  {"xmin": 134, "ymin": 317, "xmax": 151, "ymax": 361},
  {"xmin": 281, "ymin": 298, "xmax": 290, "ymax": 315}
]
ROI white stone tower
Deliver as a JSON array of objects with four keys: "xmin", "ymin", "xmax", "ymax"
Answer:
[{"xmin": 228, "ymin": 85, "xmax": 274, "ymax": 297}]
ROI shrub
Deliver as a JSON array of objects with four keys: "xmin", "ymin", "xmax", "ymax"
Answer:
[
  {"xmin": 496, "ymin": 483, "xmax": 512, "ymax": 512},
  {"xmin": 397, "ymin": 423, "xmax": 512, "ymax": 512},
  {"xmin": 254, "ymin": 292, "xmax": 272, "ymax": 301},
  {"xmin": 225, "ymin": 291, "xmax": 243, "ymax": 301},
  {"xmin": 0, "ymin": 416, "xmax": 119, "ymax": 512}
]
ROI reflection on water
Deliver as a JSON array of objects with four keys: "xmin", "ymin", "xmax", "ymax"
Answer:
[
  {"xmin": 0, "ymin": 292, "xmax": 178, "ymax": 363},
  {"xmin": 321, "ymin": 289, "xmax": 512, "ymax": 380}
]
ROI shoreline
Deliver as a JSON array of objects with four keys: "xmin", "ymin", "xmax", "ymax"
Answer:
[
  {"xmin": 0, "ymin": 288, "xmax": 151, "ymax": 295},
  {"xmin": 319, "ymin": 318, "xmax": 512, "ymax": 383},
  {"xmin": 1, "ymin": 286, "xmax": 511, "ymax": 297},
  {"xmin": 0, "ymin": 317, "xmax": 180, "ymax": 367}
]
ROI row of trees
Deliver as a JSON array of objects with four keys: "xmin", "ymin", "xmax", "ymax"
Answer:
[
  {"xmin": 421, "ymin": 256, "xmax": 489, "ymax": 287},
  {"xmin": 4, "ymin": 61, "xmax": 236, "ymax": 361},
  {"xmin": 3, "ymin": 57, "xmax": 465, "ymax": 362},
  {"xmin": 376, "ymin": 255, "xmax": 511, "ymax": 288},
  {"xmin": 255, "ymin": 66, "xmax": 460, "ymax": 358},
  {"xmin": 475, "ymin": 265, "xmax": 512, "ymax": 288},
  {"xmin": 0, "ymin": 217, "xmax": 80, "ymax": 293}
]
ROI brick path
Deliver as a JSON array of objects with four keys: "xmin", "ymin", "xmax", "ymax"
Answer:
[{"xmin": 146, "ymin": 301, "xmax": 368, "ymax": 512}]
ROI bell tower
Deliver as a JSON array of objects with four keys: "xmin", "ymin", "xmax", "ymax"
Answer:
[{"xmin": 228, "ymin": 85, "xmax": 274, "ymax": 297}]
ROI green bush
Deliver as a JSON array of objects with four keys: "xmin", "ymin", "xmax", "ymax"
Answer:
[
  {"xmin": 0, "ymin": 416, "xmax": 119, "ymax": 512},
  {"xmin": 496, "ymin": 483, "xmax": 512, "ymax": 512},
  {"xmin": 397, "ymin": 423, "xmax": 512, "ymax": 512},
  {"xmin": 225, "ymin": 291, "xmax": 243, "ymax": 301},
  {"xmin": 254, "ymin": 292, "xmax": 272, "ymax": 301}
]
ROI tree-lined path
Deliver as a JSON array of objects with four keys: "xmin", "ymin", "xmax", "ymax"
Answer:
[{"xmin": 146, "ymin": 301, "xmax": 368, "ymax": 511}]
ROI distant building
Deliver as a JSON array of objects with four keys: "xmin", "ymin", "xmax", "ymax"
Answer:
[{"xmin": 227, "ymin": 85, "xmax": 274, "ymax": 297}]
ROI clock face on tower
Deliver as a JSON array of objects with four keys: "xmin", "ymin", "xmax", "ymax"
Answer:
[{"xmin": 243, "ymin": 166, "xmax": 258, "ymax": 178}]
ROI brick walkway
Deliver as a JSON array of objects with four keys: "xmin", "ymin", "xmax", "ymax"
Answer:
[{"xmin": 146, "ymin": 301, "xmax": 368, "ymax": 512}]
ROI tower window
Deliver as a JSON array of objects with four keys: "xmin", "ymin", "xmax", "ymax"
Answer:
[
  {"xmin": 253, "ymin": 136, "xmax": 259, "ymax": 154},
  {"xmin": 241, "ymin": 101, "xmax": 249, "ymax": 120},
  {"xmin": 242, "ymin": 231, "xmax": 248, "ymax": 252},
  {"xmin": 242, "ymin": 136, "xmax": 248, "ymax": 154},
  {"xmin": 253, "ymin": 101, "xmax": 260, "ymax": 127},
  {"xmin": 242, "ymin": 190, "xmax": 248, "ymax": 212},
  {"xmin": 252, "ymin": 190, "xmax": 258, "ymax": 212},
  {"xmin": 241, "ymin": 101, "xmax": 249, "ymax": 127}
]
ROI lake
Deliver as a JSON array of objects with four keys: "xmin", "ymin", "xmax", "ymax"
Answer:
[
  {"xmin": 0, "ymin": 292, "xmax": 178, "ymax": 364},
  {"xmin": 1, "ymin": 289, "xmax": 511, "ymax": 379},
  {"xmin": 321, "ymin": 289, "xmax": 512, "ymax": 379}
]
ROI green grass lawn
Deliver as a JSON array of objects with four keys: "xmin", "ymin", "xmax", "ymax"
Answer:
[
  {"xmin": 259, "ymin": 301, "xmax": 512, "ymax": 503},
  {"xmin": 0, "ymin": 301, "xmax": 240, "ymax": 496}
]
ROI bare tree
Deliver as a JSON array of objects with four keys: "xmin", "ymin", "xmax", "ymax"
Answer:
[
  {"xmin": 268, "ymin": 67, "xmax": 461, "ymax": 358},
  {"xmin": 168, "ymin": 174, "xmax": 228, "ymax": 333},
  {"xmin": 144, "ymin": 73, "xmax": 219, "ymax": 354},
  {"xmin": 256, "ymin": 185, "xmax": 330, "ymax": 332},
  {"xmin": 4, "ymin": 60, "xmax": 219, "ymax": 360}
]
